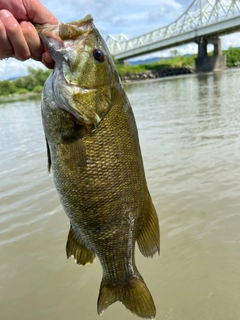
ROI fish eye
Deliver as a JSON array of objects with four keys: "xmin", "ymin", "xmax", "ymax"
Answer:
[{"xmin": 93, "ymin": 49, "xmax": 105, "ymax": 62}]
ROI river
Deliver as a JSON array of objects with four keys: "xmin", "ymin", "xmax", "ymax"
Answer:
[{"xmin": 1, "ymin": 69, "xmax": 240, "ymax": 320}]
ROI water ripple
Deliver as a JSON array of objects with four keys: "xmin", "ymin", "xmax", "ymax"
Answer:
[{"xmin": 1, "ymin": 70, "xmax": 240, "ymax": 319}]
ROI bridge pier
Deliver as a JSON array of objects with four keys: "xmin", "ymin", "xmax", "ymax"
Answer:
[{"xmin": 195, "ymin": 36, "xmax": 226, "ymax": 72}]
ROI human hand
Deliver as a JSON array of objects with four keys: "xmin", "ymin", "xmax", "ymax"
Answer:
[{"xmin": 0, "ymin": 0, "xmax": 58, "ymax": 68}]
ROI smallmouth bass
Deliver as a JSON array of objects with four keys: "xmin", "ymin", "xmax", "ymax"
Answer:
[{"xmin": 38, "ymin": 14, "xmax": 160, "ymax": 319}]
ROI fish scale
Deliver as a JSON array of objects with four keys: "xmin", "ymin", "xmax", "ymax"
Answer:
[{"xmin": 38, "ymin": 14, "xmax": 160, "ymax": 319}]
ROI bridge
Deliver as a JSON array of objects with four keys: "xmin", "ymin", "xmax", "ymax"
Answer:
[{"xmin": 106, "ymin": 0, "xmax": 240, "ymax": 72}]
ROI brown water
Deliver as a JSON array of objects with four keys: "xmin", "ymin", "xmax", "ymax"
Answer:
[{"xmin": 1, "ymin": 69, "xmax": 240, "ymax": 320}]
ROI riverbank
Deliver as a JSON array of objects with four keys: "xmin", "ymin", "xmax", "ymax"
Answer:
[
  {"xmin": 0, "ymin": 92, "xmax": 41, "ymax": 104},
  {"xmin": 122, "ymin": 66, "xmax": 195, "ymax": 82}
]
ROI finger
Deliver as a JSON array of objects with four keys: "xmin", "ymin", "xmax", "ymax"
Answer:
[
  {"xmin": 20, "ymin": 21, "xmax": 43, "ymax": 61},
  {"xmin": 0, "ymin": 18, "xmax": 13, "ymax": 59},
  {"xmin": 41, "ymin": 51, "xmax": 55, "ymax": 69},
  {"xmin": 0, "ymin": 9, "xmax": 31, "ymax": 61},
  {"xmin": 25, "ymin": 0, "xmax": 58, "ymax": 25}
]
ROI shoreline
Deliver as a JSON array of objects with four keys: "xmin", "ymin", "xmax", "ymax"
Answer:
[
  {"xmin": 121, "ymin": 65, "xmax": 240, "ymax": 83},
  {"xmin": 0, "ymin": 92, "xmax": 41, "ymax": 104},
  {"xmin": 121, "ymin": 66, "xmax": 195, "ymax": 83}
]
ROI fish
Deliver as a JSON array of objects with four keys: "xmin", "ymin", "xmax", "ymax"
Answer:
[{"xmin": 37, "ymin": 14, "xmax": 160, "ymax": 319}]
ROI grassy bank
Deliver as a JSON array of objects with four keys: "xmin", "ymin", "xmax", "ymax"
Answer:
[
  {"xmin": 114, "ymin": 54, "xmax": 197, "ymax": 79},
  {"xmin": 116, "ymin": 47, "xmax": 240, "ymax": 80}
]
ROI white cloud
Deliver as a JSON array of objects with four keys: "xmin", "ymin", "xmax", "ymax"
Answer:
[
  {"xmin": 169, "ymin": 43, "xmax": 198, "ymax": 56},
  {"xmin": 40, "ymin": 0, "xmax": 185, "ymax": 38},
  {"xmin": 222, "ymin": 32, "xmax": 240, "ymax": 49},
  {"xmin": 0, "ymin": 58, "xmax": 46, "ymax": 80},
  {"xmin": 128, "ymin": 42, "xmax": 198, "ymax": 61},
  {"xmin": 148, "ymin": 1, "xmax": 182, "ymax": 22}
]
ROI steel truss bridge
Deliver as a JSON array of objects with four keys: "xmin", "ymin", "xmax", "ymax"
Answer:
[{"xmin": 106, "ymin": 0, "xmax": 240, "ymax": 71}]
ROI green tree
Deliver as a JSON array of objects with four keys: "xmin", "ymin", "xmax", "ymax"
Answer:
[
  {"xmin": 12, "ymin": 67, "xmax": 52, "ymax": 92},
  {"xmin": 32, "ymin": 85, "xmax": 43, "ymax": 93},
  {"xmin": 170, "ymin": 49, "xmax": 179, "ymax": 58},
  {"xmin": 27, "ymin": 67, "xmax": 52, "ymax": 86},
  {"xmin": 0, "ymin": 80, "xmax": 17, "ymax": 96},
  {"xmin": 224, "ymin": 47, "xmax": 240, "ymax": 67}
]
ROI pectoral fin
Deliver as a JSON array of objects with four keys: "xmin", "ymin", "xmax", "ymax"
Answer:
[
  {"xmin": 137, "ymin": 190, "xmax": 160, "ymax": 257},
  {"xmin": 60, "ymin": 122, "xmax": 87, "ymax": 167},
  {"xmin": 66, "ymin": 225, "xmax": 95, "ymax": 265}
]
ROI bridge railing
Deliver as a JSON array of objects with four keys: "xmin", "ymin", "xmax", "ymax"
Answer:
[{"xmin": 107, "ymin": 0, "xmax": 240, "ymax": 55}]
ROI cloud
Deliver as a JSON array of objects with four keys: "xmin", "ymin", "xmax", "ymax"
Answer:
[
  {"xmin": 173, "ymin": 43, "xmax": 198, "ymax": 55},
  {"xmin": 128, "ymin": 42, "xmax": 198, "ymax": 61},
  {"xmin": 41, "ymin": 0, "xmax": 124, "ymax": 24},
  {"xmin": 221, "ymin": 32, "xmax": 240, "ymax": 49},
  {"xmin": 148, "ymin": 1, "xmax": 183, "ymax": 22},
  {"xmin": 0, "ymin": 59, "xmax": 45, "ymax": 81},
  {"xmin": 40, "ymin": 0, "xmax": 185, "ymax": 38}
]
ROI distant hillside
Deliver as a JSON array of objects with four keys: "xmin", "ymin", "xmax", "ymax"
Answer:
[
  {"xmin": 8, "ymin": 77, "xmax": 20, "ymax": 81},
  {"xmin": 128, "ymin": 57, "xmax": 162, "ymax": 65}
]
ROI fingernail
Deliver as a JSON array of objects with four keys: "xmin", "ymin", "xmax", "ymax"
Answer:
[{"xmin": 0, "ymin": 9, "xmax": 12, "ymax": 19}]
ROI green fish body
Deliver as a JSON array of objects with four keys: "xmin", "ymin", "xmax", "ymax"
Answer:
[{"xmin": 38, "ymin": 14, "xmax": 160, "ymax": 319}]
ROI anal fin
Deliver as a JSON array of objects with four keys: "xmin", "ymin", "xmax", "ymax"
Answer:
[
  {"xmin": 137, "ymin": 190, "xmax": 160, "ymax": 257},
  {"xmin": 66, "ymin": 225, "xmax": 95, "ymax": 265}
]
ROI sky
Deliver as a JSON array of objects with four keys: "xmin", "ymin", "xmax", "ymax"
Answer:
[{"xmin": 1, "ymin": 0, "xmax": 240, "ymax": 80}]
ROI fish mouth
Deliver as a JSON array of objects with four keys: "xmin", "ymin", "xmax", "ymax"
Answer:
[
  {"xmin": 36, "ymin": 14, "xmax": 94, "ymax": 59},
  {"xmin": 38, "ymin": 15, "xmax": 111, "ymax": 129},
  {"xmin": 36, "ymin": 24, "xmax": 63, "ymax": 55}
]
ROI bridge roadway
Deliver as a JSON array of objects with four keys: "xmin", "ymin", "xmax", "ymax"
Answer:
[{"xmin": 113, "ymin": 15, "xmax": 240, "ymax": 61}]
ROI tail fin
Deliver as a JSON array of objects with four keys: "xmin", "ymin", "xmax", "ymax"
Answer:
[{"xmin": 97, "ymin": 275, "xmax": 156, "ymax": 319}]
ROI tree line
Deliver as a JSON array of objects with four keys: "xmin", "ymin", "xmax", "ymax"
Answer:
[
  {"xmin": 223, "ymin": 46, "xmax": 240, "ymax": 67},
  {"xmin": 0, "ymin": 67, "xmax": 51, "ymax": 96},
  {"xmin": 1, "ymin": 47, "xmax": 240, "ymax": 96}
]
